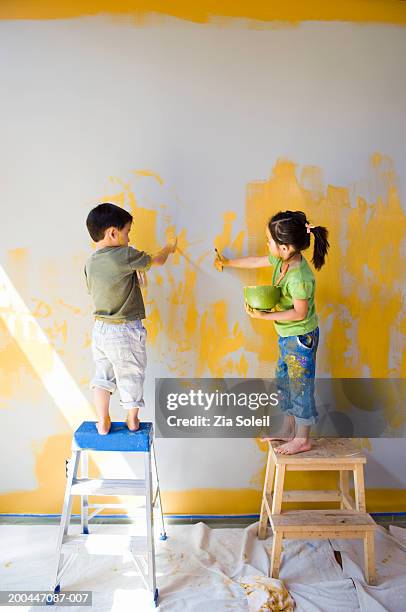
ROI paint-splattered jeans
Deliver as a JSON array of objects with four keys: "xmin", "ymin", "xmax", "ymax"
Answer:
[
  {"xmin": 275, "ymin": 327, "xmax": 319, "ymax": 426},
  {"xmin": 90, "ymin": 319, "xmax": 147, "ymax": 410}
]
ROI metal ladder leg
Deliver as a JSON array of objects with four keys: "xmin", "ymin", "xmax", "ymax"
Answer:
[
  {"xmin": 52, "ymin": 450, "xmax": 81, "ymax": 591},
  {"xmin": 145, "ymin": 448, "xmax": 158, "ymax": 605},
  {"xmin": 151, "ymin": 440, "xmax": 167, "ymax": 540},
  {"xmin": 80, "ymin": 451, "xmax": 89, "ymax": 535}
]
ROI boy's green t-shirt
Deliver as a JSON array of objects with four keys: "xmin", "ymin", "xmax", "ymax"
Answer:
[
  {"xmin": 85, "ymin": 246, "xmax": 152, "ymax": 322},
  {"xmin": 268, "ymin": 253, "xmax": 318, "ymax": 337}
]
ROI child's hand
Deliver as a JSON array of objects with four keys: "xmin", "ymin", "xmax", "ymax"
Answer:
[
  {"xmin": 245, "ymin": 302, "xmax": 265, "ymax": 319},
  {"xmin": 214, "ymin": 248, "xmax": 229, "ymax": 272}
]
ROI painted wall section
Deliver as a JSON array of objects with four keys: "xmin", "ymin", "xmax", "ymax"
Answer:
[
  {"xmin": 0, "ymin": 16, "xmax": 406, "ymax": 514},
  {"xmin": 1, "ymin": 0, "xmax": 406, "ymax": 25}
]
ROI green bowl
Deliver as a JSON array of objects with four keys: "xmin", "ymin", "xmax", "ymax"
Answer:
[{"xmin": 244, "ymin": 285, "xmax": 281, "ymax": 311}]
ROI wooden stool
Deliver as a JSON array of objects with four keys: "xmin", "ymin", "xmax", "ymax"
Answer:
[
  {"xmin": 269, "ymin": 510, "xmax": 376, "ymax": 584},
  {"xmin": 258, "ymin": 438, "xmax": 367, "ymax": 539}
]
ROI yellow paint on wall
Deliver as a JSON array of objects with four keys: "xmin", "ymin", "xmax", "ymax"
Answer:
[
  {"xmin": 161, "ymin": 486, "xmax": 406, "ymax": 514},
  {"xmin": 244, "ymin": 155, "xmax": 406, "ymax": 381},
  {"xmin": 133, "ymin": 169, "xmax": 164, "ymax": 185},
  {"xmin": 3, "ymin": 448, "xmax": 406, "ymax": 514},
  {"xmin": 0, "ymin": 320, "xmax": 43, "ymax": 402},
  {"xmin": 1, "ymin": 0, "xmax": 406, "ymax": 25},
  {"xmin": 198, "ymin": 301, "xmax": 247, "ymax": 376},
  {"xmin": 215, "ymin": 211, "xmax": 245, "ymax": 257},
  {"xmin": 0, "ymin": 434, "xmax": 75, "ymax": 513},
  {"xmin": 2, "ymin": 153, "xmax": 406, "ymax": 514}
]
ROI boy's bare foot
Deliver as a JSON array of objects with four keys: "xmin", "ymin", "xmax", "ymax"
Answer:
[
  {"xmin": 126, "ymin": 409, "xmax": 140, "ymax": 432},
  {"xmin": 96, "ymin": 416, "xmax": 111, "ymax": 435},
  {"xmin": 274, "ymin": 437, "xmax": 312, "ymax": 455}
]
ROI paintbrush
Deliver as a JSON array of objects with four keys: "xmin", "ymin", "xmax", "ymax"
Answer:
[{"xmin": 214, "ymin": 248, "xmax": 226, "ymax": 272}]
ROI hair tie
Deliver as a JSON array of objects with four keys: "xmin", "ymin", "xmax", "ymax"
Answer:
[{"xmin": 305, "ymin": 222, "xmax": 315, "ymax": 233}]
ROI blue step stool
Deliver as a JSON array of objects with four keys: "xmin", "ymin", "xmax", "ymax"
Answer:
[{"xmin": 51, "ymin": 421, "xmax": 166, "ymax": 607}]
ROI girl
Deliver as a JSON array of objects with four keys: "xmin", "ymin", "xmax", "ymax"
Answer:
[{"xmin": 215, "ymin": 210, "xmax": 329, "ymax": 455}]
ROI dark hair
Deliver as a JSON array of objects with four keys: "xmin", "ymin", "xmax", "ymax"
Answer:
[
  {"xmin": 86, "ymin": 203, "xmax": 133, "ymax": 242},
  {"xmin": 268, "ymin": 210, "xmax": 329, "ymax": 270}
]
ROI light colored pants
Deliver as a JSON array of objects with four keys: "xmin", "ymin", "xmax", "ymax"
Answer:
[{"xmin": 90, "ymin": 319, "xmax": 147, "ymax": 410}]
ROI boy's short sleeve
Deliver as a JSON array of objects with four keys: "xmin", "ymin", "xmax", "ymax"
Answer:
[
  {"xmin": 288, "ymin": 280, "xmax": 314, "ymax": 300},
  {"xmin": 268, "ymin": 254, "xmax": 280, "ymax": 265},
  {"xmin": 127, "ymin": 246, "xmax": 152, "ymax": 272},
  {"xmin": 84, "ymin": 266, "xmax": 90, "ymax": 295}
]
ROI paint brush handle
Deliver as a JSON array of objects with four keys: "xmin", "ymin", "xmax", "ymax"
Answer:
[{"xmin": 214, "ymin": 248, "xmax": 227, "ymax": 272}]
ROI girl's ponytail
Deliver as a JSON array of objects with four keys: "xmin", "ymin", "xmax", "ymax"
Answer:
[
  {"xmin": 310, "ymin": 225, "xmax": 329, "ymax": 270},
  {"xmin": 268, "ymin": 210, "xmax": 330, "ymax": 270}
]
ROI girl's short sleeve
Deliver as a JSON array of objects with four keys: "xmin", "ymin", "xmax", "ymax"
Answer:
[
  {"xmin": 288, "ymin": 280, "xmax": 314, "ymax": 300},
  {"xmin": 268, "ymin": 254, "xmax": 280, "ymax": 266},
  {"xmin": 127, "ymin": 246, "xmax": 152, "ymax": 271}
]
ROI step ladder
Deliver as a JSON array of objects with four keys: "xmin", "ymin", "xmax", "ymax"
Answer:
[
  {"xmin": 269, "ymin": 509, "xmax": 376, "ymax": 583},
  {"xmin": 51, "ymin": 421, "xmax": 166, "ymax": 607},
  {"xmin": 258, "ymin": 438, "xmax": 376, "ymax": 584}
]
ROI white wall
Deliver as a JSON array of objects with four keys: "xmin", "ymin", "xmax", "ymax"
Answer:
[{"xmin": 1, "ymin": 17, "xmax": 405, "ymax": 505}]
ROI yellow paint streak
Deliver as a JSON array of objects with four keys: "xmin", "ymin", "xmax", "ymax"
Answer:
[
  {"xmin": 0, "ymin": 434, "xmax": 122, "ymax": 514},
  {"xmin": 170, "ymin": 229, "xmax": 190, "ymax": 266},
  {"xmin": 1, "ymin": 0, "xmax": 406, "ymax": 25},
  {"xmin": 0, "ymin": 434, "xmax": 77, "ymax": 513},
  {"xmin": 133, "ymin": 169, "xmax": 164, "ymax": 185},
  {"xmin": 215, "ymin": 211, "xmax": 245, "ymax": 257},
  {"xmin": 0, "ymin": 319, "xmax": 44, "ymax": 401},
  {"xmin": 198, "ymin": 301, "xmax": 245, "ymax": 376},
  {"xmin": 161, "ymin": 486, "xmax": 406, "ymax": 515},
  {"xmin": 2, "ymin": 476, "xmax": 404, "ymax": 513},
  {"xmin": 103, "ymin": 178, "xmax": 161, "ymax": 253}
]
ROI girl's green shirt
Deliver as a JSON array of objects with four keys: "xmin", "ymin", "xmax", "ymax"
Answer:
[{"xmin": 268, "ymin": 253, "xmax": 318, "ymax": 337}]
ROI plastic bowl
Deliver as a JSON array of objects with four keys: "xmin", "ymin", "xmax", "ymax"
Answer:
[{"xmin": 244, "ymin": 285, "xmax": 281, "ymax": 311}]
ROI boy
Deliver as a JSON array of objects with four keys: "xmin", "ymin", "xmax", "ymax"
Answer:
[{"xmin": 85, "ymin": 202, "xmax": 176, "ymax": 435}]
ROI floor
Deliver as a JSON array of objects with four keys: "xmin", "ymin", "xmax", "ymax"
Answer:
[{"xmin": 0, "ymin": 516, "xmax": 405, "ymax": 611}]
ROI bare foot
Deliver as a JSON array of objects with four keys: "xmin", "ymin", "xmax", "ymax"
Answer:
[
  {"xmin": 126, "ymin": 410, "xmax": 140, "ymax": 432},
  {"xmin": 260, "ymin": 425, "xmax": 296, "ymax": 442},
  {"xmin": 274, "ymin": 437, "xmax": 312, "ymax": 455},
  {"xmin": 96, "ymin": 416, "xmax": 111, "ymax": 435},
  {"xmin": 260, "ymin": 415, "xmax": 296, "ymax": 442},
  {"xmin": 261, "ymin": 431, "xmax": 295, "ymax": 442}
]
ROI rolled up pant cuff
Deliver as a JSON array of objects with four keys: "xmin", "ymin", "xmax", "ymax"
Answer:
[
  {"xmin": 90, "ymin": 380, "xmax": 116, "ymax": 394},
  {"xmin": 120, "ymin": 400, "xmax": 145, "ymax": 410},
  {"xmin": 293, "ymin": 415, "xmax": 318, "ymax": 426}
]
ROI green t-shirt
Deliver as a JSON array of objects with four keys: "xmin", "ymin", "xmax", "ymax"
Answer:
[
  {"xmin": 85, "ymin": 246, "xmax": 152, "ymax": 322},
  {"xmin": 268, "ymin": 253, "xmax": 318, "ymax": 337}
]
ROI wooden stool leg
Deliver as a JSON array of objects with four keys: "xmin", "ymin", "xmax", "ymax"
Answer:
[
  {"xmin": 271, "ymin": 464, "xmax": 286, "ymax": 514},
  {"xmin": 270, "ymin": 531, "xmax": 283, "ymax": 578},
  {"xmin": 258, "ymin": 447, "xmax": 276, "ymax": 539},
  {"xmin": 364, "ymin": 531, "xmax": 376, "ymax": 585},
  {"xmin": 339, "ymin": 470, "xmax": 352, "ymax": 509},
  {"xmin": 353, "ymin": 464, "xmax": 366, "ymax": 512}
]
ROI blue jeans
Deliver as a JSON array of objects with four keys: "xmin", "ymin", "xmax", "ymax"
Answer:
[{"xmin": 275, "ymin": 327, "xmax": 319, "ymax": 426}]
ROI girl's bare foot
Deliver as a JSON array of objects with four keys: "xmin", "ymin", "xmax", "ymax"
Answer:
[
  {"xmin": 126, "ymin": 409, "xmax": 140, "ymax": 432},
  {"xmin": 260, "ymin": 416, "xmax": 295, "ymax": 442},
  {"xmin": 274, "ymin": 437, "xmax": 312, "ymax": 455},
  {"xmin": 260, "ymin": 433, "xmax": 295, "ymax": 442},
  {"xmin": 96, "ymin": 416, "xmax": 111, "ymax": 435},
  {"xmin": 261, "ymin": 428, "xmax": 295, "ymax": 442}
]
